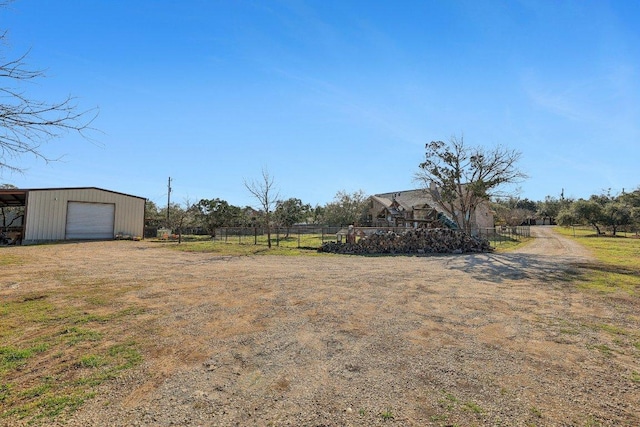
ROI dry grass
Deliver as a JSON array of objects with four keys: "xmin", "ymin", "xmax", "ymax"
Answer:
[{"xmin": 1, "ymin": 230, "xmax": 639, "ymax": 426}]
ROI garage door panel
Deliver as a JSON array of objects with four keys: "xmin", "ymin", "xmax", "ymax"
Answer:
[{"xmin": 66, "ymin": 202, "xmax": 115, "ymax": 240}]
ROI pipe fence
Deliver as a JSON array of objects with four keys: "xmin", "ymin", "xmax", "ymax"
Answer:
[
  {"xmin": 208, "ymin": 225, "xmax": 531, "ymax": 249},
  {"xmin": 477, "ymin": 225, "xmax": 531, "ymax": 247}
]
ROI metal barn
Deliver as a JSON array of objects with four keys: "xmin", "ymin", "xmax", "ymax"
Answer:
[{"xmin": 0, "ymin": 187, "xmax": 145, "ymax": 244}]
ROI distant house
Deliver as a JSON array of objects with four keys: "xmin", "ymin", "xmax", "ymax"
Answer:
[
  {"xmin": 367, "ymin": 189, "xmax": 494, "ymax": 232},
  {"xmin": 242, "ymin": 206, "xmax": 261, "ymax": 225}
]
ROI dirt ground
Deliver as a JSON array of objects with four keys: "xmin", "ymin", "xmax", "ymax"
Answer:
[{"xmin": 2, "ymin": 227, "xmax": 639, "ymax": 426}]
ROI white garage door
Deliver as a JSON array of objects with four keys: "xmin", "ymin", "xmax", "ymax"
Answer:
[{"xmin": 65, "ymin": 202, "xmax": 115, "ymax": 240}]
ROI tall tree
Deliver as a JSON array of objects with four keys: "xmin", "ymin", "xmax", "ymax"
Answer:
[
  {"xmin": 536, "ymin": 195, "xmax": 569, "ymax": 225},
  {"xmin": 558, "ymin": 188, "xmax": 640, "ymax": 235},
  {"xmin": 144, "ymin": 200, "xmax": 163, "ymax": 228},
  {"xmin": 194, "ymin": 198, "xmax": 240, "ymax": 237},
  {"xmin": 1, "ymin": 13, "xmax": 97, "ymax": 172},
  {"xmin": 310, "ymin": 205, "xmax": 325, "ymax": 225},
  {"xmin": 556, "ymin": 208, "xmax": 577, "ymax": 227},
  {"xmin": 619, "ymin": 188, "xmax": 640, "ymax": 233},
  {"xmin": 415, "ymin": 136, "xmax": 526, "ymax": 233},
  {"xmin": 602, "ymin": 202, "xmax": 632, "ymax": 236},
  {"xmin": 618, "ymin": 187, "xmax": 640, "ymax": 208},
  {"xmin": 244, "ymin": 168, "xmax": 279, "ymax": 248},
  {"xmin": 492, "ymin": 196, "xmax": 536, "ymax": 226},
  {"xmin": 571, "ymin": 199, "xmax": 604, "ymax": 235},
  {"xmin": 321, "ymin": 190, "xmax": 369, "ymax": 226},
  {"xmin": 274, "ymin": 198, "xmax": 310, "ymax": 237}
]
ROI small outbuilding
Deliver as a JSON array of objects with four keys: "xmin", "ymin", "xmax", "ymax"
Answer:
[{"xmin": 0, "ymin": 187, "xmax": 145, "ymax": 245}]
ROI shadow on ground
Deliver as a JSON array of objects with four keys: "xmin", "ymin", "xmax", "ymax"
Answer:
[{"xmin": 446, "ymin": 253, "xmax": 588, "ymax": 284}]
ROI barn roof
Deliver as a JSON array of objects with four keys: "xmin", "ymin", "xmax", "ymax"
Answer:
[{"xmin": 0, "ymin": 187, "xmax": 145, "ymax": 208}]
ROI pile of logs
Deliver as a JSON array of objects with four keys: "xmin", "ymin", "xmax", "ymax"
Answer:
[{"xmin": 318, "ymin": 228, "xmax": 492, "ymax": 255}]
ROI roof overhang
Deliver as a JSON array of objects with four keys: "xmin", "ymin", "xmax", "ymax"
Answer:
[{"xmin": 0, "ymin": 189, "xmax": 27, "ymax": 208}]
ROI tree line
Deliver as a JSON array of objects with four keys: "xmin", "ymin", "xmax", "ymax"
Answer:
[
  {"xmin": 492, "ymin": 188, "xmax": 640, "ymax": 236},
  {"xmin": 144, "ymin": 189, "xmax": 371, "ymax": 240}
]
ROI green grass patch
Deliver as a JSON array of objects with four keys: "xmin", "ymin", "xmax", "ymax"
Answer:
[
  {"xmin": 592, "ymin": 323, "xmax": 630, "ymax": 336},
  {"xmin": 554, "ymin": 227, "xmax": 640, "ymax": 296},
  {"xmin": 437, "ymin": 391, "xmax": 459, "ymax": 411},
  {"xmin": 579, "ymin": 323, "xmax": 640, "ymax": 357},
  {"xmin": 37, "ymin": 392, "xmax": 92, "ymax": 418},
  {"xmin": 0, "ymin": 383, "xmax": 11, "ymax": 402},
  {"xmin": 73, "ymin": 343, "xmax": 141, "ymax": 387},
  {"xmin": 530, "ymin": 406, "xmax": 543, "ymax": 418},
  {"xmin": 167, "ymin": 240, "xmax": 325, "ymax": 256},
  {"xmin": 59, "ymin": 327, "xmax": 103, "ymax": 345},
  {"xmin": 73, "ymin": 312, "xmax": 112, "ymax": 324},
  {"xmin": 380, "ymin": 408, "xmax": 394, "ymax": 420},
  {"xmin": 1, "ymin": 286, "xmax": 146, "ymax": 423},
  {"xmin": 463, "ymin": 401, "xmax": 484, "ymax": 414},
  {"xmin": 0, "ymin": 344, "xmax": 48, "ymax": 374},
  {"xmin": 107, "ymin": 342, "xmax": 143, "ymax": 370},
  {"xmin": 152, "ymin": 232, "xmax": 339, "ymax": 255},
  {"xmin": 590, "ymin": 344, "xmax": 613, "ymax": 356},
  {"xmin": 444, "ymin": 392, "xmax": 458, "ymax": 403},
  {"xmin": 493, "ymin": 236, "xmax": 534, "ymax": 252},
  {"xmin": 1, "ymin": 340, "xmax": 142, "ymax": 422},
  {"xmin": 77, "ymin": 355, "xmax": 107, "ymax": 368},
  {"xmin": 436, "ymin": 391, "xmax": 485, "ymax": 420},
  {"xmin": 1, "ymin": 296, "xmax": 57, "ymax": 328},
  {"xmin": 19, "ymin": 383, "xmax": 52, "ymax": 399}
]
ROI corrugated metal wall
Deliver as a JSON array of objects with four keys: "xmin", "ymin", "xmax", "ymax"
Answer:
[{"xmin": 23, "ymin": 188, "xmax": 145, "ymax": 243}]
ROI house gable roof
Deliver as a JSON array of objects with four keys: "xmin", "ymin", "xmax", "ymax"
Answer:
[{"xmin": 373, "ymin": 189, "xmax": 439, "ymax": 212}]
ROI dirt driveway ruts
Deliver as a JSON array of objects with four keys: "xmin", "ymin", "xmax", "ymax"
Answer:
[{"xmin": 2, "ymin": 226, "xmax": 637, "ymax": 426}]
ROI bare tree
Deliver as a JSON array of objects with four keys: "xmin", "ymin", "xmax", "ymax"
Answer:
[
  {"xmin": 162, "ymin": 199, "xmax": 196, "ymax": 244},
  {"xmin": 1, "ymin": 17, "xmax": 98, "ymax": 172},
  {"xmin": 415, "ymin": 135, "xmax": 527, "ymax": 233},
  {"xmin": 0, "ymin": 182, "xmax": 23, "ymax": 231},
  {"xmin": 244, "ymin": 168, "xmax": 279, "ymax": 248}
]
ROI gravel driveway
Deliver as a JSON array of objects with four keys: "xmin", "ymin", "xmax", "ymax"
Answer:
[{"xmin": 4, "ymin": 227, "xmax": 638, "ymax": 426}]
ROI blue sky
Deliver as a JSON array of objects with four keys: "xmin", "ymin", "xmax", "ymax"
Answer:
[{"xmin": 1, "ymin": 0, "xmax": 638, "ymax": 208}]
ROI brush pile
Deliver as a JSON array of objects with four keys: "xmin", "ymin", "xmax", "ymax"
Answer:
[{"xmin": 318, "ymin": 228, "xmax": 492, "ymax": 255}]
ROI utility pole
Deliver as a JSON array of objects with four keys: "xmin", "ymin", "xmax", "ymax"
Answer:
[{"xmin": 167, "ymin": 177, "xmax": 172, "ymax": 223}]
